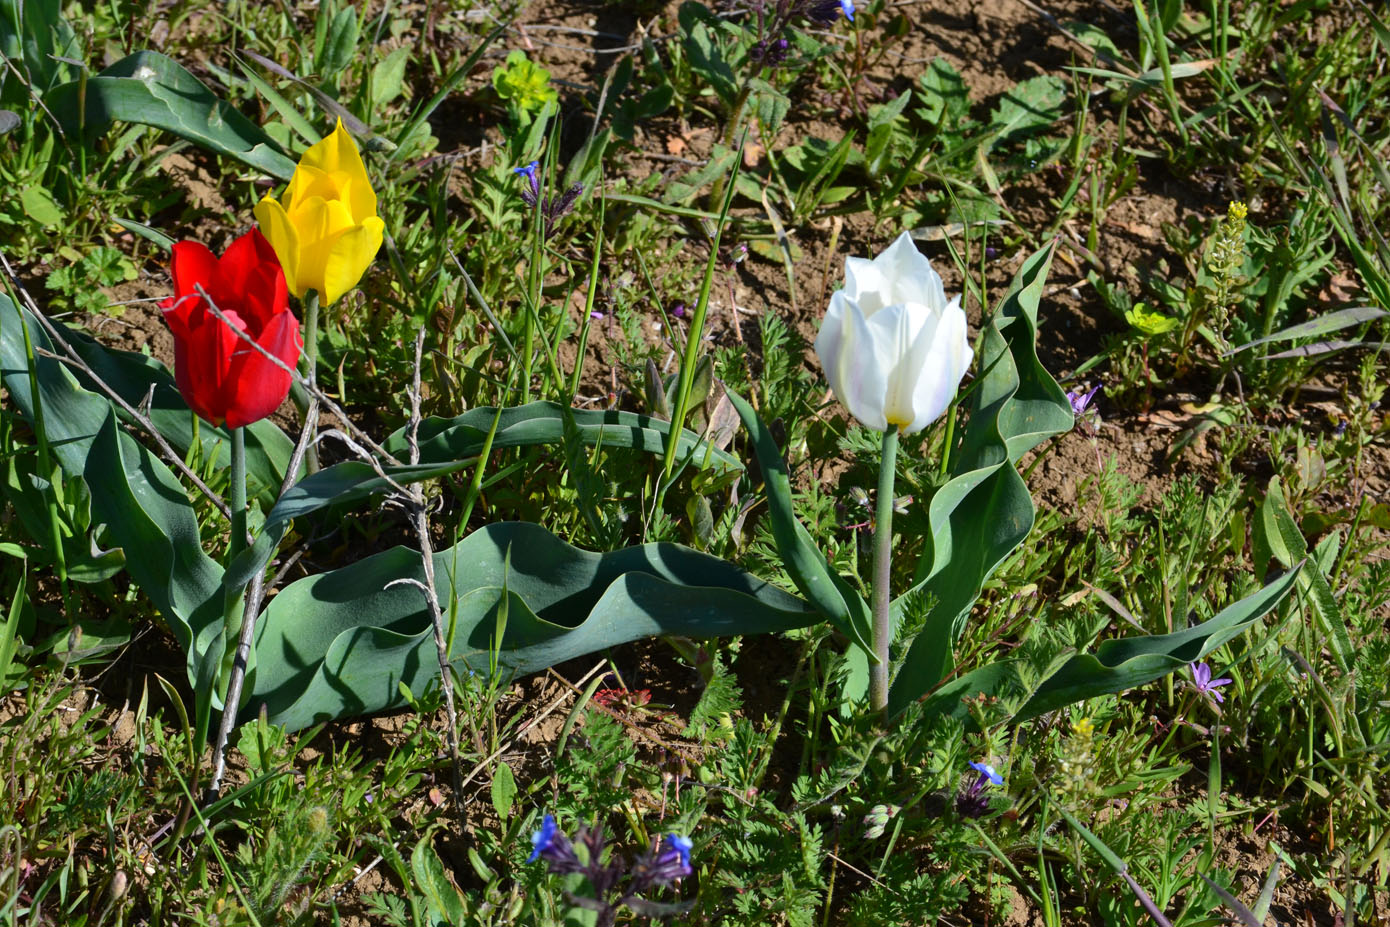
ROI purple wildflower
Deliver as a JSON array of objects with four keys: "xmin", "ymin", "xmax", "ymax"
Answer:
[
  {"xmin": 514, "ymin": 161, "xmax": 541, "ymax": 207},
  {"xmin": 671, "ymin": 303, "xmax": 687, "ymax": 319},
  {"xmin": 751, "ymin": 36, "xmax": 792, "ymax": 66},
  {"xmin": 956, "ymin": 761, "xmax": 1004, "ymax": 819},
  {"xmin": 513, "ymin": 161, "xmax": 583, "ymax": 238},
  {"xmin": 1067, "ymin": 383, "xmax": 1101, "ymax": 417},
  {"xmin": 647, "ymin": 833, "xmax": 693, "ymax": 882},
  {"xmin": 1190, "ymin": 663, "xmax": 1232, "ymax": 704}
]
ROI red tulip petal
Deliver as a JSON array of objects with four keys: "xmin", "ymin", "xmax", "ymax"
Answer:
[
  {"xmin": 220, "ymin": 229, "xmax": 287, "ymax": 332},
  {"xmin": 222, "ymin": 310, "xmax": 301, "ymax": 428},
  {"xmin": 219, "ymin": 229, "xmax": 268, "ymax": 305},
  {"xmin": 243, "ymin": 259, "xmax": 290, "ymax": 332},
  {"xmin": 169, "ymin": 240, "xmax": 219, "ymax": 302},
  {"xmin": 175, "ymin": 307, "xmax": 237, "ymax": 425}
]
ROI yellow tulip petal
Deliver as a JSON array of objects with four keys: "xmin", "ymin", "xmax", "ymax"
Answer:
[
  {"xmin": 299, "ymin": 118, "xmax": 377, "ymax": 222},
  {"xmin": 253, "ymin": 195, "xmax": 302, "ymax": 298},
  {"xmin": 288, "ymin": 197, "xmax": 357, "ymax": 299},
  {"xmin": 318, "ymin": 216, "xmax": 384, "ymax": 305},
  {"xmin": 290, "ymin": 195, "xmax": 357, "ymax": 242},
  {"xmin": 283, "ymin": 164, "xmax": 339, "ymax": 211}
]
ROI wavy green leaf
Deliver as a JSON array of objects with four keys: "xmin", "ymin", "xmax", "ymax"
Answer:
[
  {"xmin": 60, "ymin": 320, "xmax": 298, "ymax": 504},
  {"xmin": 889, "ymin": 242, "xmax": 1075, "ymax": 715},
  {"xmin": 246, "ymin": 522, "xmax": 815, "ymax": 731},
  {"xmin": 45, "ymin": 51, "xmax": 296, "ymax": 180}
]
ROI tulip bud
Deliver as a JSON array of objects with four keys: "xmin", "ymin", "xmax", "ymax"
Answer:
[
  {"xmin": 813, "ymin": 232, "xmax": 972, "ymax": 434},
  {"xmin": 160, "ymin": 230, "xmax": 303, "ymax": 428},
  {"xmin": 254, "ymin": 119, "xmax": 385, "ymax": 306}
]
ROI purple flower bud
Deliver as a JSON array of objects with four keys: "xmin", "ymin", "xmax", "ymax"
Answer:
[{"xmin": 802, "ymin": 0, "xmax": 847, "ymax": 24}]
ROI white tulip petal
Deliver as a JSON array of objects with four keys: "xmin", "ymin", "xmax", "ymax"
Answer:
[
  {"xmin": 843, "ymin": 255, "xmax": 886, "ymax": 315},
  {"xmin": 868, "ymin": 302, "xmax": 928, "ymax": 429},
  {"xmin": 905, "ymin": 296, "xmax": 972, "ymax": 433},
  {"xmin": 826, "ymin": 293, "xmax": 890, "ymax": 430},
  {"xmin": 813, "ymin": 295, "xmax": 847, "ymax": 394},
  {"xmin": 878, "ymin": 231, "xmax": 947, "ymax": 310}
]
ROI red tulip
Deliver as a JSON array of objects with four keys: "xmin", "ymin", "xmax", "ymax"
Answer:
[{"xmin": 160, "ymin": 230, "xmax": 303, "ymax": 428}]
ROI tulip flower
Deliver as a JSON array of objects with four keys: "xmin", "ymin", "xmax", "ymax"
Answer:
[
  {"xmin": 814, "ymin": 231, "xmax": 974, "ymax": 715},
  {"xmin": 253, "ymin": 118, "xmax": 384, "ymax": 307},
  {"xmin": 160, "ymin": 229, "xmax": 302, "ymax": 429},
  {"xmin": 814, "ymin": 231, "xmax": 972, "ymax": 434}
]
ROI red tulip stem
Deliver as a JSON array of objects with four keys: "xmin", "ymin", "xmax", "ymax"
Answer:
[
  {"xmin": 869, "ymin": 424, "xmax": 899, "ymax": 718},
  {"xmin": 228, "ymin": 426, "xmax": 247, "ymax": 563}
]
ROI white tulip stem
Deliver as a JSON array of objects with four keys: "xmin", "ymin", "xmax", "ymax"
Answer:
[{"xmin": 869, "ymin": 424, "xmax": 899, "ymax": 716}]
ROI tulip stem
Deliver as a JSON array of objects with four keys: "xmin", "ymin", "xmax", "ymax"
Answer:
[
  {"xmin": 302, "ymin": 288, "xmax": 321, "ymax": 474},
  {"xmin": 869, "ymin": 424, "xmax": 899, "ymax": 717},
  {"xmin": 228, "ymin": 426, "xmax": 247, "ymax": 562},
  {"xmin": 939, "ymin": 404, "xmax": 957, "ymax": 478}
]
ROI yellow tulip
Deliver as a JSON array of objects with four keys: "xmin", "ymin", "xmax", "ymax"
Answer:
[{"xmin": 254, "ymin": 118, "xmax": 384, "ymax": 306}]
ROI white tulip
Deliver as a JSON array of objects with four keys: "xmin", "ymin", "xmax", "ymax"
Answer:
[{"xmin": 814, "ymin": 231, "xmax": 973, "ymax": 434}]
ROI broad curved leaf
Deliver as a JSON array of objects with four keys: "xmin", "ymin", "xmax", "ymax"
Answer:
[
  {"xmin": 0, "ymin": 296, "xmax": 224, "ymax": 671},
  {"xmin": 246, "ymin": 522, "xmax": 815, "ymax": 731},
  {"xmin": 58, "ymin": 319, "xmax": 298, "ymax": 503},
  {"xmin": 45, "ymin": 51, "xmax": 296, "ymax": 180}
]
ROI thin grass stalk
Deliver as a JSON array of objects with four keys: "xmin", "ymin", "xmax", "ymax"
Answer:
[
  {"xmin": 661, "ymin": 139, "xmax": 743, "ymax": 482},
  {"xmin": 569, "ymin": 189, "xmax": 606, "ymax": 400}
]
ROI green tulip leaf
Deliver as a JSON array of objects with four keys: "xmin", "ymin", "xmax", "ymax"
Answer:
[
  {"xmin": 888, "ymin": 241, "xmax": 1075, "ymax": 715},
  {"xmin": 0, "ymin": 0, "xmax": 80, "ymax": 105},
  {"xmin": 1013, "ymin": 565, "xmax": 1300, "ymax": 720},
  {"xmin": 267, "ymin": 402, "xmax": 744, "ymax": 525},
  {"xmin": 45, "ymin": 51, "xmax": 297, "ymax": 181},
  {"xmin": 724, "ymin": 390, "xmax": 874, "ymax": 655},
  {"xmin": 919, "ymin": 566, "xmax": 1301, "ymax": 725},
  {"xmin": 246, "ymin": 522, "xmax": 815, "ymax": 731},
  {"xmin": 0, "ymin": 295, "xmax": 225, "ymax": 677}
]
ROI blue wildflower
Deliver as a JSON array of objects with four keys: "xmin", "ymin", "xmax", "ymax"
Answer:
[
  {"xmin": 647, "ymin": 833, "xmax": 694, "ymax": 882},
  {"xmin": 513, "ymin": 160, "xmax": 539, "ymax": 179},
  {"xmin": 969, "ymin": 761, "xmax": 1003, "ymax": 786},
  {"xmin": 527, "ymin": 813, "xmax": 558, "ymax": 863},
  {"xmin": 667, "ymin": 834, "xmax": 693, "ymax": 869},
  {"xmin": 839, "ymin": 0, "xmax": 854, "ymax": 20}
]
